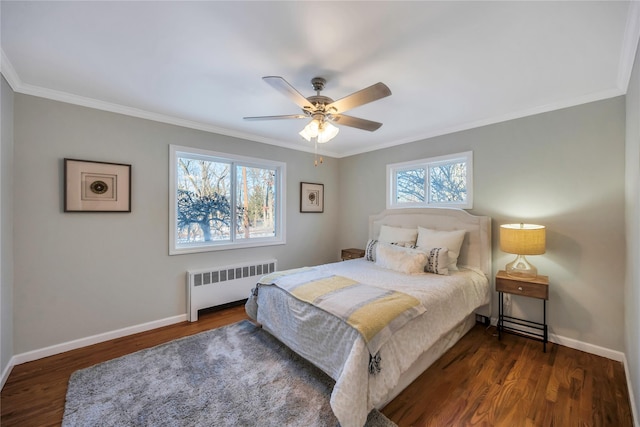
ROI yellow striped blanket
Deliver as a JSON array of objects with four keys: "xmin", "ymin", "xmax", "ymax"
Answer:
[{"xmin": 257, "ymin": 267, "xmax": 426, "ymax": 374}]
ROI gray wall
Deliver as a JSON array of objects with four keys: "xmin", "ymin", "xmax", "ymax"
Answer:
[
  {"xmin": 625, "ymin": 39, "xmax": 640, "ymax": 422},
  {"xmin": 1, "ymin": 76, "xmax": 14, "ymax": 378},
  {"xmin": 339, "ymin": 97, "xmax": 626, "ymax": 352},
  {"xmin": 5, "ymin": 87, "xmax": 630, "ymax": 362},
  {"xmin": 12, "ymin": 94, "xmax": 340, "ymax": 354}
]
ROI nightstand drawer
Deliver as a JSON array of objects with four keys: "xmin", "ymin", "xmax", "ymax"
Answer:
[
  {"xmin": 495, "ymin": 273, "xmax": 549, "ymax": 300},
  {"xmin": 341, "ymin": 248, "xmax": 365, "ymax": 260}
]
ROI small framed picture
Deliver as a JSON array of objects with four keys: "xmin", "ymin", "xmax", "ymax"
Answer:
[
  {"xmin": 300, "ymin": 182, "xmax": 324, "ymax": 213},
  {"xmin": 64, "ymin": 159, "xmax": 131, "ymax": 212}
]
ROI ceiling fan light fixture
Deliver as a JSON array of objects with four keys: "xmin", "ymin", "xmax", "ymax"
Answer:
[
  {"xmin": 299, "ymin": 119, "xmax": 339, "ymax": 144},
  {"xmin": 317, "ymin": 122, "xmax": 339, "ymax": 144},
  {"xmin": 299, "ymin": 119, "xmax": 320, "ymax": 141}
]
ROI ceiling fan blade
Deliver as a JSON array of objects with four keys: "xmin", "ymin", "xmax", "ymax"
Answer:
[
  {"xmin": 325, "ymin": 82, "xmax": 391, "ymax": 114},
  {"xmin": 262, "ymin": 76, "xmax": 313, "ymax": 109},
  {"xmin": 331, "ymin": 114, "xmax": 383, "ymax": 132},
  {"xmin": 243, "ymin": 114, "xmax": 308, "ymax": 121}
]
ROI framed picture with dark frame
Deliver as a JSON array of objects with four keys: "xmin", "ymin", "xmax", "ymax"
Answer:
[
  {"xmin": 64, "ymin": 158, "xmax": 131, "ymax": 212},
  {"xmin": 300, "ymin": 182, "xmax": 324, "ymax": 213}
]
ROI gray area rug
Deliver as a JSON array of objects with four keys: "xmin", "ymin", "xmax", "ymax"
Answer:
[{"xmin": 62, "ymin": 320, "xmax": 396, "ymax": 427}]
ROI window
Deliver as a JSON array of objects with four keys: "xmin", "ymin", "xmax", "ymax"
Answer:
[
  {"xmin": 387, "ymin": 151, "xmax": 473, "ymax": 209},
  {"xmin": 169, "ymin": 145, "xmax": 285, "ymax": 254}
]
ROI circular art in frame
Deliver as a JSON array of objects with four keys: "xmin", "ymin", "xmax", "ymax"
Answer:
[
  {"xmin": 64, "ymin": 158, "xmax": 131, "ymax": 212},
  {"xmin": 300, "ymin": 182, "xmax": 324, "ymax": 213},
  {"xmin": 82, "ymin": 173, "xmax": 116, "ymax": 201},
  {"xmin": 89, "ymin": 180, "xmax": 109, "ymax": 195},
  {"xmin": 307, "ymin": 191, "xmax": 317, "ymax": 204}
]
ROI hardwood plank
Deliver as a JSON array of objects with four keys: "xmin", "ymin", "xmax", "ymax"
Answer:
[
  {"xmin": 1, "ymin": 306, "xmax": 634, "ymax": 427},
  {"xmin": 382, "ymin": 326, "xmax": 634, "ymax": 427}
]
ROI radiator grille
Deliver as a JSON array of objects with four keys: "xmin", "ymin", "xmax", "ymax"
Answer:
[
  {"xmin": 191, "ymin": 261, "xmax": 275, "ymax": 287},
  {"xmin": 187, "ymin": 259, "xmax": 276, "ymax": 321}
]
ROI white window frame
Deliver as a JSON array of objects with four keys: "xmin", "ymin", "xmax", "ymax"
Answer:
[
  {"xmin": 386, "ymin": 151, "xmax": 473, "ymax": 209},
  {"xmin": 169, "ymin": 145, "xmax": 286, "ymax": 255}
]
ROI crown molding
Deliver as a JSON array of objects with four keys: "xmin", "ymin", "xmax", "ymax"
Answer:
[
  {"xmin": 5, "ymin": 65, "xmax": 622, "ymax": 160},
  {"xmin": 17, "ymin": 81, "xmax": 340, "ymax": 158},
  {"xmin": 618, "ymin": 1, "xmax": 640, "ymax": 92},
  {"xmin": 0, "ymin": 43, "xmax": 627, "ymax": 160},
  {"xmin": 338, "ymin": 86, "xmax": 625, "ymax": 158},
  {"xmin": 0, "ymin": 49, "xmax": 21, "ymax": 90},
  {"xmin": 0, "ymin": 49, "xmax": 339, "ymax": 158}
]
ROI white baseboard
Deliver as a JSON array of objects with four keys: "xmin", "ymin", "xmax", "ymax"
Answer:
[
  {"xmin": 1, "ymin": 313, "xmax": 187, "ymax": 390},
  {"xmin": 1, "ymin": 356, "xmax": 16, "ymax": 390},
  {"xmin": 548, "ymin": 332, "xmax": 625, "ymax": 362},
  {"xmin": 489, "ymin": 317, "xmax": 625, "ymax": 361},
  {"xmin": 623, "ymin": 354, "xmax": 640, "ymax": 427}
]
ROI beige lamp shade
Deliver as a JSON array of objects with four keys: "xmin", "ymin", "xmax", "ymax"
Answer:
[{"xmin": 500, "ymin": 224, "xmax": 546, "ymax": 255}]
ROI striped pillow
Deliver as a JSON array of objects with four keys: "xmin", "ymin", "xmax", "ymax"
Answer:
[
  {"xmin": 424, "ymin": 247, "xmax": 449, "ymax": 275},
  {"xmin": 365, "ymin": 239, "xmax": 378, "ymax": 261}
]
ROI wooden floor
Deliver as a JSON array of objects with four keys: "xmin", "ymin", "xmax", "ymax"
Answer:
[
  {"xmin": 1, "ymin": 305, "xmax": 633, "ymax": 427},
  {"xmin": 383, "ymin": 327, "xmax": 633, "ymax": 426}
]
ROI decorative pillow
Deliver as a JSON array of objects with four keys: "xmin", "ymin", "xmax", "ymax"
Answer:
[
  {"xmin": 375, "ymin": 242, "xmax": 428, "ymax": 275},
  {"xmin": 378, "ymin": 225, "xmax": 418, "ymax": 246},
  {"xmin": 365, "ymin": 239, "xmax": 378, "ymax": 261},
  {"xmin": 424, "ymin": 247, "xmax": 449, "ymax": 275},
  {"xmin": 416, "ymin": 227, "xmax": 466, "ymax": 271},
  {"xmin": 365, "ymin": 239, "xmax": 416, "ymax": 262}
]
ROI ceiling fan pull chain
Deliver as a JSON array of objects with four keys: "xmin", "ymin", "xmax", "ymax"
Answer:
[{"xmin": 313, "ymin": 137, "xmax": 323, "ymax": 166}]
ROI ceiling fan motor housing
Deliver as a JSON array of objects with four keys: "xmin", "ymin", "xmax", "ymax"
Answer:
[
  {"xmin": 306, "ymin": 78, "xmax": 335, "ymax": 116},
  {"xmin": 311, "ymin": 77, "xmax": 326, "ymax": 92},
  {"xmin": 305, "ymin": 96, "xmax": 335, "ymax": 114}
]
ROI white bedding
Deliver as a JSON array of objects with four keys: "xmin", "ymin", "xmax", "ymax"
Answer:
[{"xmin": 247, "ymin": 258, "xmax": 490, "ymax": 427}]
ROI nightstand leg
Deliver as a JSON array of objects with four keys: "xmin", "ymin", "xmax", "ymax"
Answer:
[
  {"xmin": 498, "ymin": 291, "xmax": 503, "ymax": 340},
  {"xmin": 543, "ymin": 299, "xmax": 547, "ymax": 353}
]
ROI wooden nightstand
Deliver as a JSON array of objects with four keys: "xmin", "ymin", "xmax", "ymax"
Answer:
[
  {"xmin": 341, "ymin": 248, "xmax": 365, "ymax": 261},
  {"xmin": 496, "ymin": 270, "xmax": 549, "ymax": 352}
]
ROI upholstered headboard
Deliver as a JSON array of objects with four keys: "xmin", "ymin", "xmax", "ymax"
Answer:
[{"xmin": 369, "ymin": 208, "xmax": 492, "ymax": 278}]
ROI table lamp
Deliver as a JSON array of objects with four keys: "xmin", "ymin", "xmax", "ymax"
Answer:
[{"xmin": 500, "ymin": 223, "xmax": 546, "ymax": 278}]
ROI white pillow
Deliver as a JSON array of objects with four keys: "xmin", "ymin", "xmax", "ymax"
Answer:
[
  {"xmin": 424, "ymin": 247, "xmax": 449, "ymax": 275},
  {"xmin": 416, "ymin": 227, "xmax": 466, "ymax": 271},
  {"xmin": 375, "ymin": 243, "xmax": 427, "ymax": 275},
  {"xmin": 378, "ymin": 225, "xmax": 418, "ymax": 246}
]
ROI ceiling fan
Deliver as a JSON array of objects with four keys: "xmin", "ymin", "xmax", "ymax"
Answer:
[{"xmin": 244, "ymin": 76, "xmax": 392, "ymax": 144}]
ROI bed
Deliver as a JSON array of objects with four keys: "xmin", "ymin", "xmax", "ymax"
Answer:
[{"xmin": 245, "ymin": 208, "xmax": 492, "ymax": 427}]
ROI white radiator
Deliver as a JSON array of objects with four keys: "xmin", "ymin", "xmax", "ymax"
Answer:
[{"xmin": 187, "ymin": 259, "xmax": 277, "ymax": 321}]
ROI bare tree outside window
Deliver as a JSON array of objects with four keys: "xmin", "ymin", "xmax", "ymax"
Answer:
[
  {"xmin": 170, "ymin": 146, "xmax": 285, "ymax": 255},
  {"xmin": 176, "ymin": 158, "xmax": 231, "ymax": 243},
  {"xmin": 429, "ymin": 162, "xmax": 467, "ymax": 203},
  {"xmin": 387, "ymin": 151, "xmax": 473, "ymax": 209},
  {"xmin": 236, "ymin": 166, "xmax": 277, "ymax": 240},
  {"xmin": 396, "ymin": 168, "xmax": 425, "ymax": 204}
]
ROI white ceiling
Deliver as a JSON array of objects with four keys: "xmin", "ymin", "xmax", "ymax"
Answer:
[{"xmin": 2, "ymin": 1, "xmax": 639, "ymax": 158}]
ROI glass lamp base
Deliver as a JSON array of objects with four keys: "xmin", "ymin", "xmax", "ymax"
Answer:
[{"xmin": 505, "ymin": 254, "xmax": 538, "ymax": 278}]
